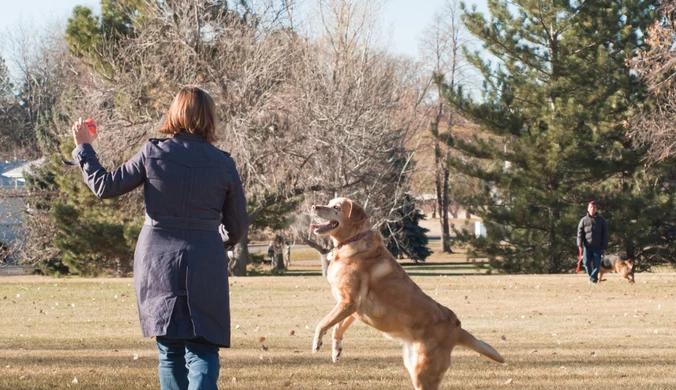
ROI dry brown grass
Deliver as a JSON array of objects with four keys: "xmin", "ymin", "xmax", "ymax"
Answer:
[{"xmin": 1, "ymin": 266, "xmax": 675, "ymax": 389}]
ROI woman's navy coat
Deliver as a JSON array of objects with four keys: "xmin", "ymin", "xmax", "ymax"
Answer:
[{"xmin": 72, "ymin": 132, "xmax": 249, "ymax": 347}]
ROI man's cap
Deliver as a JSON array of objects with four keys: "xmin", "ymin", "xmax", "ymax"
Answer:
[{"xmin": 588, "ymin": 200, "xmax": 597, "ymax": 206}]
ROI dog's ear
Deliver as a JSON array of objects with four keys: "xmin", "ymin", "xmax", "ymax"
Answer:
[{"xmin": 347, "ymin": 199, "xmax": 367, "ymax": 223}]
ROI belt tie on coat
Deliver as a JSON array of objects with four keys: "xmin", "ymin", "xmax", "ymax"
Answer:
[{"xmin": 144, "ymin": 214, "xmax": 221, "ymax": 231}]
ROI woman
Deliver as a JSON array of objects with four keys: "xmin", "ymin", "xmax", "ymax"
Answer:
[{"xmin": 70, "ymin": 87, "xmax": 249, "ymax": 390}]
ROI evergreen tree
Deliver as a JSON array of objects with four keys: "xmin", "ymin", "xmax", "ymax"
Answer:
[
  {"xmin": 440, "ymin": 0, "xmax": 659, "ymax": 273},
  {"xmin": 26, "ymin": 141, "xmax": 143, "ymax": 276},
  {"xmin": 0, "ymin": 57, "xmax": 33, "ymax": 159},
  {"xmin": 381, "ymin": 194, "xmax": 432, "ymax": 263}
]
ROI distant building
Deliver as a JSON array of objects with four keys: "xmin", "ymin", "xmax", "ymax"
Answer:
[{"xmin": 0, "ymin": 158, "xmax": 46, "ymax": 263}]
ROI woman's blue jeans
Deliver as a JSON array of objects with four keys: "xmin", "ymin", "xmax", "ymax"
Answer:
[
  {"xmin": 156, "ymin": 336, "xmax": 220, "ymax": 390},
  {"xmin": 583, "ymin": 247, "xmax": 602, "ymax": 283}
]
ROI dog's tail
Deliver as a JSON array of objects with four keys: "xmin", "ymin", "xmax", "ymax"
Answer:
[{"xmin": 458, "ymin": 329, "xmax": 505, "ymax": 363}]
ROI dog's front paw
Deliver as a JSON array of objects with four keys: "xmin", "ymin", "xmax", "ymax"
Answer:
[{"xmin": 312, "ymin": 337, "xmax": 323, "ymax": 353}]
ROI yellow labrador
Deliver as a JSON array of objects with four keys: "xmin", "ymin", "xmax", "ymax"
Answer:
[{"xmin": 310, "ymin": 197, "xmax": 504, "ymax": 390}]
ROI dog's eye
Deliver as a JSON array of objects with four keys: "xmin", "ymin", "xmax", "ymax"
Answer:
[{"xmin": 333, "ymin": 205, "xmax": 341, "ymax": 211}]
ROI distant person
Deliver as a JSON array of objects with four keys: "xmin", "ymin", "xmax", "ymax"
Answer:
[
  {"xmin": 268, "ymin": 241, "xmax": 276, "ymax": 266},
  {"xmin": 577, "ymin": 201, "xmax": 608, "ymax": 284},
  {"xmin": 284, "ymin": 240, "xmax": 291, "ymax": 267},
  {"xmin": 70, "ymin": 86, "xmax": 249, "ymax": 390},
  {"xmin": 273, "ymin": 235, "xmax": 284, "ymax": 270}
]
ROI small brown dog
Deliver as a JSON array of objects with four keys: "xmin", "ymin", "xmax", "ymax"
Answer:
[
  {"xmin": 598, "ymin": 255, "xmax": 635, "ymax": 283},
  {"xmin": 310, "ymin": 197, "xmax": 504, "ymax": 390}
]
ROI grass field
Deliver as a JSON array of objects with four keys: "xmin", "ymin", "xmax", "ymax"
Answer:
[{"xmin": 1, "ymin": 258, "xmax": 675, "ymax": 389}]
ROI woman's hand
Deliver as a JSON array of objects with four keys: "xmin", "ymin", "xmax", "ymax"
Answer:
[{"xmin": 71, "ymin": 118, "xmax": 97, "ymax": 146}]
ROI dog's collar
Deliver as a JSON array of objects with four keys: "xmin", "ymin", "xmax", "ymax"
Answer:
[{"xmin": 337, "ymin": 230, "xmax": 371, "ymax": 249}]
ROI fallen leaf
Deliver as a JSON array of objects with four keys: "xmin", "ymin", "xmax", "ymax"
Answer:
[
  {"xmin": 72, "ymin": 377, "xmax": 78, "ymax": 384},
  {"xmin": 284, "ymin": 380, "xmax": 292, "ymax": 387},
  {"xmin": 290, "ymin": 330, "xmax": 295, "ymax": 336},
  {"xmin": 505, "ymin": 378, "xmax": 513, "ymax": 384},
  {"xmin": 259, "ymin": 337, "xmax": 266, "ymax": 343},
  {"xmin": 501, "ymin": 335, "xmax": 507, "ymax": 341},
  {"xmin": 261, "ymin": 344, "xmax": 269, "ymax": 351}
]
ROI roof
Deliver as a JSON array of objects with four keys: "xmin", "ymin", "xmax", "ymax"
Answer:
[{"xmin": 0, "ymin": 158, "xmax": 47, "ymax": 186}]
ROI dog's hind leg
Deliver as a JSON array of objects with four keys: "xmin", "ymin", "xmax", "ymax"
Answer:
[
  {"xmin": 332, "ymin": 314, "xmax": 356, "ymax": 362},
  {"xmin": 402, "ymin": 341, "xmax": 450, "ymax": 390}
]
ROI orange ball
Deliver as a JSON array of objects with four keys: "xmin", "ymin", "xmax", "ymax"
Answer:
[{"xmin": 85, "ymin": 119, "xmax": 97, "ymax": 134}]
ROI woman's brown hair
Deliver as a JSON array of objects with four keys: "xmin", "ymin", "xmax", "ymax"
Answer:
[{"xmin": 159, "ymin": 87, "xmax": 217, "ymax": 143}]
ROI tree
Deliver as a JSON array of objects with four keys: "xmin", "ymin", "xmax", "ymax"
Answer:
[
  {"xmin": 0, "ymin": 21, "xmax": 69, "ymax": 159},
  {"xmin": 440, "ymin": 0, "xmax": 660, "ymax": 273},
  {"xmin": 22, "ymin": 139, "xmax": 143, "ymax": 276},
  {"xmin": 420, "ymin": 0, "xmax": 472, "ymax": 253},
  {"xmin": 381, "ymin": 194, "xmax": 431, "ymax": 263},
  {"xmin": 282, "ymin": 0, "xmax": 427, "ymax": 275},
  {"xmin": 0, "ymin": 57, "xmax": 29, "ymax": 159},
  {"xmin": 623, "ymin": 2, "xmax": 676, "ymax": 269},
  {"xmin": 50, "ymin": 0, "xmax": 423, "ymax": 277},
  {"xmin": 627, "ymin": 2, "xmax": 676, "ymax": 164}
]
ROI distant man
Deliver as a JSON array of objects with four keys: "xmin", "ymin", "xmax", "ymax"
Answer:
[{"xmin": 577, "ymin": 201, "xmax": 608, "ymax": 284}]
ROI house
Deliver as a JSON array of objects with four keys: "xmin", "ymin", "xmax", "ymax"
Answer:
[{"xmin": 0, "ymin": 158, "xmax": 46, "ymax": 263}]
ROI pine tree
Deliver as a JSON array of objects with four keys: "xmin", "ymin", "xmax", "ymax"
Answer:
[
  {"xmin": 381, "ymin": 194, "xmax": 432, "ymax": 263},
  {"xmin": 29, "ymin": 141, "xmax": 143, "ymax": 276},
  {"xmin": 440, "ymin": 0, "xmax": 659, "ymax": 273}
]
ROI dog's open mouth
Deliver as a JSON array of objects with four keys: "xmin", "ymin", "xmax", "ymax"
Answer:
[{"xmin": 310, "ymin": 219, "xmax": 339, "ymax": 234}]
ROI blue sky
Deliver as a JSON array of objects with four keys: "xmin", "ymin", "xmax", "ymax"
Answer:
[{"xmin": 0, "ymin": 0, "xmax": 487, "ymax": 60}]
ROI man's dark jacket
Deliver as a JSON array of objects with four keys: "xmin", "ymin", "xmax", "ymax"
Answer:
[{"xmin": 577, "ymin": 213, "xmax": 608, "ymax": 249}]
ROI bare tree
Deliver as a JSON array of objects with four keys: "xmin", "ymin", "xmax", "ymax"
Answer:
[
  {"xmin": 0, "ymin": 21, "xmax": 75, "ymax": 267},
  {"xmin": 0, "ymin": 20, "xmax": 71, "ymax": 160},
  {"xmin": 418, "ymin": 0, "xmax": 470, "ymax": 252},
  {"xmin": 17, "ymin": 0, "xmax": 425, "ymax": 276},
  {"xmin": 627, "ymin": 2, "xmax": 676, "ymax": 164},
  {"xmin": 277, "ymin": 0, "xmax": 427, "ymax": 275}
]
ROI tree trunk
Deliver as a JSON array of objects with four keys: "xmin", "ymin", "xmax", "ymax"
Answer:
[
  {"xmin": 301, "ymin": 237, "xmax": 331, "ymax": 277},
  {"xmin": 435, "ymin": 149, "xmax": 445, "ymax": 250},
  {"xmin": 441, "ymin": 161, "xmax": 452, "ymax": 253},
  {"xmin": 275, "ymin": 253, "xmax": 285, "ymax": 271},
  {"xmin": 115, "ymin": 257, "xmax": 130, "ymax": 277},
  {"xmin": 449, "ymin": 202, "xmax": 459, "ymax": 219},
  {"xmin": 232, "ymin": 227, "xmax": 249, "ymax": 276}
]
